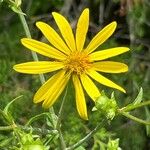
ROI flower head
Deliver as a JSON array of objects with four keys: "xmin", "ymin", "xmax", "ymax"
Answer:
[{"xmin": 13, "ymin": 8, "xmax": 129, "ymax": 120}]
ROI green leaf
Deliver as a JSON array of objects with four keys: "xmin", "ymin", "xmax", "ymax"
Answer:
[
  {"xmin": 75, "ymin": 146, "xmax": 86, "ymax": 150},
  {"xmin": 48, "ymin": 109, "xmax": 58, "ymax": 128},
  {"xmin": 0, "ymin": 109, "xmax": 7, "ymax": 120},
  {"xmin": 92, "ymin": 106, "xmax": 97, "ymax": 111},
  {"xmin": 4, "ymin": 95, "xmax": 23, "ymax": 115},
  {"xmin": 25, "ymin": 112, "xmax": 51, "ymax": 126},
  {"xmin": 0, "ymin": 137, "xmax": 13, "ymax": 148},
  {"xmin": 10, "ymin": 5, "xmax": 26, "ymax": 15},
  {"xmin": 145, "ymin": 106, "xmax": 150, "ymax": 136},
  {"xmin": 111, "ymin": 92, "xmax": 115, "ymax": 99},
  {"xmin": 15, "ymin": 0, "xmax": 22, "ymax": 7},
  {"xmin": 133, "ymin": 87, "xmax": 143, "ymax": 105}
]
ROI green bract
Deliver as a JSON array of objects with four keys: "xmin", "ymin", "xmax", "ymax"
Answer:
[
  {"xmin": 107, "ymin": 138, "xmax": 121, "ymax": 150},
  {"xmin": 93, "ymin": 93, "xmax": 117, "ymax": 120}
]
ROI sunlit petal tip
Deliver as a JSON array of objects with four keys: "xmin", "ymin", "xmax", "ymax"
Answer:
[
  {"xmin": 125, "ymin": 47, "xmax": 130, "ymax": 51},
  {"xmin": 42, "ymin": 102, "xmax": 49, "ymax": 109},
  {"xmin": 83, "ymin": 8, "xmax": 89, "ymax": 14},
  {"xmin": 21, "ymin": 38, "xmax": 33, "ymax": 47},
  {"xmin": 126, "ymin": 66, "xmax": 129, "ymax": 72},
  {"xmin": 33, "ymin": 88, "xmax": 47, "ymax": 104},
  {"xmin": 13, "ymin": 64, "xmax": 25, "ymax": 73},
  {"xmin": 108, "ymin": 21, "xmax": 117, "ymax": 33},
  {"xmin": 78, "ymin": 106, "xmax": 88, "ymax": 120},
  {"xmin": 119, "ymin": 47, "xmax": 130, "ymax": 52},
  {"xmin": 116, "ymin": 85, "xmax": 126, "ymax": 93},
  {"xmin": 13, "ymin": 65, "xmax": 18, "ymax": 71},
  {"xmin": 122, "ymin": 88, "xmax": 126, "ymax": 93},
  {"xmin": 82, "ymin": 115, "xmax": 88, "ymax": 120},
  {"xmin": 21, "ymin": 38, "xmax": 28, "ymax": 44},
  {"xmin": 36, "ymin": 21, "xmax": 46, "ymax": 30},
  {"xmin": 36, "ymin": 21, "xmax": 51, "ymax": 30},
  {"xmin": 52, "ymin": 12, "xmax": 59, "ymax": 17},
  {"xmin": 35, "ymin": 21, "xmax": 44, "ymax": 27},
  {"xmin": 116, "ymin": 84, "xmax": 126, "ymax": 93},
  {"xmin": 112, "ymin": 21, "xmax": 117, "ymax": 27},
  {"xmin": 123, "ymin": 65, "xmax": 128, "ymax": 72},
  {"xmin": 78, "ymin": 105, "xmax": 89, "ymax": 120},
  {"xmin": 33, "ymin": 98, "xmax": 37, "ymax": 103},
  {"xmin": 42, "ymin": 101, "xmax": 49, "ymax": 109},
  {"xmin": 108, "ymin": 21, "xmax": 117, "ymax": 32},
  {"xmin": 33, "ymin": 97, "xmax": 41, "ymax": 104},
  {"xmin": 107, "ymin": 21, "xmax": 117, "ymax": 31}
]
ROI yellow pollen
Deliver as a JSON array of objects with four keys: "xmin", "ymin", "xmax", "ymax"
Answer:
[{"xmin": 65, "ymin": 52, "xmax": 91, "ymax": 74}]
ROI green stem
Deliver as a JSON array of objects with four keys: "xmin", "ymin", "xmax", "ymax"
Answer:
[
  {"xmin": 56, "ymin": 86, "xmax": 68, "ymax": 129},
  {"xmin": 119, "ymin": 100, "xmax": 150, "ymax": 112},
  {"xmin": 119, "ymin": 111, "xmax": 150, "ymax": 125},
  {"xmin": 55, "ymin": 87, "xmax": 68, "ymax": 149},
  {"xmin": 0, "ymin": 124, "xmax": 58, "ymax": 135},
  {"xmin": 0, "ymin": 124, "xmax": 17, "ymax": 131},
  {"xmin": 19, "ymin": 125, "xmax": 58, "ymax": 135},
  {"xmin": 0, "ymin": 125, "xmax": 16, "ymax": 131},
  {"xmin": 25, "ymin": 112, "xmax": 51, "ymax": 126},
  {"xmin": 66, "ymin": 119, "xmax": 107, "ymax": 150},
  {"xmin": 18, "ymin": 8, "xmax": 45, "ymax": 84},
  {"xmin": 58, "ymin": 128, "xmax": 66, "ymax": 150},
  {"xmin": 0, "ymin": 109, "xmax": 8, "ymax": 121}
]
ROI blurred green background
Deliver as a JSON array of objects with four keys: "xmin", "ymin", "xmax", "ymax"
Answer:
[{"xmin": 0, "ymin": 0, "xmax": 150, "ymax": 149}]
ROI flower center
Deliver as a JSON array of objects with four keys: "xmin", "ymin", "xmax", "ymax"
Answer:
[{"xmin": 65, "ymin": 52, "xmax": 91, "ymax": 74}]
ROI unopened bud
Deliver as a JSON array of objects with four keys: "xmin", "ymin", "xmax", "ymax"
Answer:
[
  {"xmin": 107, "ymin": 138, "xmax": 121, "ymax": 150},
  {"xmin": 93, "ymin": 92, "xmax": 117, "ymax": 120}
]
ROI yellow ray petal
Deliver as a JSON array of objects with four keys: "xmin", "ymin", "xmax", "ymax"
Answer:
[
  {"xmin": 13, "ymin": 61, "xmax": 64, "ymax": 74},
  {"xmin": 36, "ymin": 22, "xmax": 71, "ymax": 55},
  {"xmin": 93, "ymin": 61, "xmax": 128, "ymax": 73},
  {"xmin": 72, "ymin": 74, "xmax": 88, "ymax": 120},
  {"xmin": 42, "ymin": 72, "xmax": 70, "ymax": 108},
  {"xmin": 84, "ymin": 22, "xmax": 117, "ymax": 54},
  {"xmin": 76, "ymin": 8, "xmax": 89, "ymax": 51},
  {"xmin": 80, "ymin": 73, "xmax": 100, "ymax": 101},
  {"xmin": 21, "ymin": 38, "xmax": 67, "ymax": 60},
  {"xmin": 89, "ymin": 47, "xmax": 130, "ymax": 61},
  {"xmin": 87, "ymin": 69, "xmax": 126, "ymax": 93},
  {"xmin": 34, "ymin": 70, "xmax": 66, "ymax": 103},
  {"xmin": 52, "ymin": 12, "xmax": 76, "ymax": 51}
]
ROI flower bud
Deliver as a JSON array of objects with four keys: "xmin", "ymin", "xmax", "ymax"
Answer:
[
  {"xmin": 93, "ymin": 92, "xmax": 117, "ymax": 120},
  {"xmin": 107, "ymin": 138, "xmax": 121, "ymax": 150},
  {"xmin": 18, "ymin": 132, "xmax": 48, "ymax": 150}
]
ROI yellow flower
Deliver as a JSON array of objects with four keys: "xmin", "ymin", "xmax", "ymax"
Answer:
[{"xmin": 13, "ymin": 8, "xmax": 129, "ymax": 120}]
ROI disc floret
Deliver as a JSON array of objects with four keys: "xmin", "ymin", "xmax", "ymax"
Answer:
[{"xmin": 65, "ymin": 52, "xmax": 91, "ymax": 74}]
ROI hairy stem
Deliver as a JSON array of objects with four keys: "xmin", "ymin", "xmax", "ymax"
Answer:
[
  {"xmin": 119, "ymin": 111, "xmax": 150, "ymax": 125},
  {"xmin": 56, "ymin": 86, "xmax": 68, "ymax": 129},
  {"xmin": 66, "ymin": 119, "xmax": 107, "ymax": 150},
  {"xmin": 0, "ymin": 124, "xmax": 16, "ymax": 131},
  {"xmin": 18, "ymin": 8, "xmax": 45, "ymax": 84},
  {"xmin": 58, "ymin": 128, "xmax": 66, "ymax": 150},
  {"xmin": 55, "ymin": 87, "xmax": 68, "ymax": 149},
  {"xmin": 119, "ymin": 100, "xmax": 150, "ymax": 112}
]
